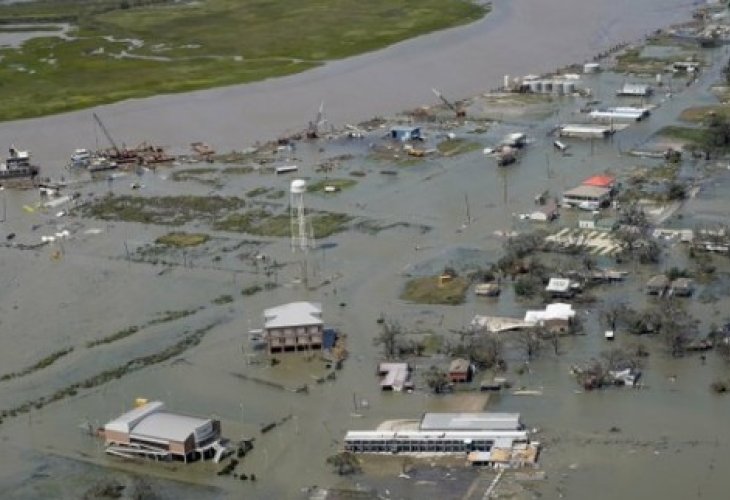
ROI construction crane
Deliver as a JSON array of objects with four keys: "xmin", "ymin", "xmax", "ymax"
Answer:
[
  {"xmin": 431, "ymin": 88, "xmax": 466, "ymax": 118},
  {"xmin": 93, "ymin": 112, "xmax": 120, "ymax": 155},
  {"xmin": 306, "ymin": 101, "xmax": 327, "ymax": 139}
]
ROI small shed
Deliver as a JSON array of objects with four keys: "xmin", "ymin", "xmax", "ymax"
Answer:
[
  {"xmin": 390, "ymin": 126, "xmax": 421, "ymax": 142},
  {"xmin": 646, "ymin": 274, "xmax": 669, "ymax": 295},
  {"xmin": 448, "ymin": 358, "xmax": 472, "ymax": 383}
]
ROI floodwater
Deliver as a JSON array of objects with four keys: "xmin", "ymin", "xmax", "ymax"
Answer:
[
  {"xmin": 1, "ymin": 1, "xmax": 730, "ymax": 500},
  {"xmin": 0, "ymin": 0, "xmax": 699, "ymax": 168}
]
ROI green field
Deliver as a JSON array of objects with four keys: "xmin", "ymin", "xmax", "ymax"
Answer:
[{"xmin": 0, "ymin": 0, "xmax": 487, "ymax": 121}]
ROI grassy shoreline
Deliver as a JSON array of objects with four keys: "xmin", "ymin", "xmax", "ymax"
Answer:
[{"xmin": 0, "ymin": 0, "xmax": 488, "ymax": 122}]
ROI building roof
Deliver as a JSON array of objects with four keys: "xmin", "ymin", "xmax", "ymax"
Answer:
[
  {"xmin": 559, "ymin": 124, "xmax": 612, "ymax": 134},
  {"xmin": 449, "ymin": 358, "xmax": 470, "ymax": 373},
  {"xmin": 105, "ymin": 401, "xmax": 165, "ymax": 434},
  {"xmin": 471, "ymin": 315, "xmax": 534, "ymax": 333},
  {"xmin": 420, "ymin": 412, "xmax": 522, "ymax": 431},
  {"xmin": 390, "ymin": 125, "xmax": 420, "ymax": 133},
  {"xmin": 524, "ymin": 303, "xmax": 575, "ymax": 323},
  {"xmin": 131, "ymin": 412, "xmax": 212, "ymax": 443},
  {"xmin": 619, "ymin": 83, "xmax": 651, "ymax": 94},
  {"xmin": 264, "ymin": 301, "xmax": 322, "ymax": 329},
  {"xmin": 671, "ymin": 277, "xmax": 694, "ymax": 289},
  {"xmin": 378, "ymin": 362, "xmax": 409, "ymax": 390},
  {"xmin": 546, "ymin": 278, "xmax": 571, "ymax": 293},
  {"xmin": 647, "ymin": 274, "xmax": 669, "ymax": 288},
  {"xmin": 582, "ymin": 175, "xmax": 616, "ymax": 188},
  {"xmin": 563, "ymin": 185, "xmax": 612, "ymax": 199}
]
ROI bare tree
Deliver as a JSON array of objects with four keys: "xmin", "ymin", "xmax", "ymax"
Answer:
[
  {"xmin": 514, "ymin": 330, "xmax": 542, "ymax": 362},
  {"xmin": 656, "ymin": 299, "xmax": 699, "ymax": 357},
  {"xmin": 424, "ymin": 365, "xmax": 451, "ymax": 394},
  {"xmin": 468, "ymin": 332, "xmax": 504, "ymax": 369},
  {"xmin": 602, "ymin": 300, "xmax": 628, "ymax": 331},
  {"xmin": 373, "ymin": 318, "xmax": 403, "ymax": 359}
]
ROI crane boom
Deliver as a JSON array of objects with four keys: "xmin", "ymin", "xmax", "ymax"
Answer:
[
  {"xmin": 431, "ymin": 88, "xmax": 466, "ymax": 117},
  {"xmin": 93, "ymin": 112, "xmax": 119, "ymax": 154},
  {"xmin": 431, "ymin": 88, "xmax": 459, "ymax": 114}
]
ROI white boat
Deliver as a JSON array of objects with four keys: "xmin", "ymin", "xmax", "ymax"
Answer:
[
  {"xmin": 1, "ymin": 146, "xmax": 39, "ymax": 180},
  {"xmin": 88, "ymin": 155, "xmax": 118, "ymax": 172},
  {"xmin": 71, "ymin": 148, "xmax": 91, "ymax": 167}
]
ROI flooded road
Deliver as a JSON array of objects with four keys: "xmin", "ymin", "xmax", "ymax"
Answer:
[
  {"xmin": 0, "ymin": 0, "xmax": 698, "ymax": 167},
  {"xmin": 1, "ymin": 1, "xmax": 729, "ymax": 499}
]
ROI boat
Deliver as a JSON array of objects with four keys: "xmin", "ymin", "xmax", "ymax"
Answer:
[
  {"xmin": 70, "ymin": 148, "xmax": 91, "ymax": 167},
  {"xmin": 0, "ymin": 146, "xmax": 39, "ymax": 180},
  {"xmin": 87, "ymin": 155, "xmax": 118, "ymax": 173}
]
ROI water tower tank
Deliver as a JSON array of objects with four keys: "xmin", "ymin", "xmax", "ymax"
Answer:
[{"xmin": 290, "ymin": 179, "xmax": 307, "ymax": 194}]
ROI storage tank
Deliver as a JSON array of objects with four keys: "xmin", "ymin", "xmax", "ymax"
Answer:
[{"xmin": 290, "ymin": 179, "xmax": 307, "ymax": 194}]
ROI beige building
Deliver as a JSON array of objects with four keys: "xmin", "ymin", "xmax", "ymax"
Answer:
[
  {"xmin": 103, "ymin": 401, "xmax": 227, "ymax": 463},
  {"xmin": 264, "ymin": 301, "xmax": 324, "ymax": 354}
]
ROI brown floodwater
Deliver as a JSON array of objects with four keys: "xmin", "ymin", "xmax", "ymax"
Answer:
[{"xmin": 1, "ymin": 1, "xmax": 729, "ymax": 499}]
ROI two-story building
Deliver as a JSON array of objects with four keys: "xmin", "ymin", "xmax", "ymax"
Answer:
[{"xmin": 263, "ymin": 301, "xmax": 324, "ymax": 354}]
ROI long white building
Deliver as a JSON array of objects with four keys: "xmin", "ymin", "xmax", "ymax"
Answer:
[{"xmin": 344, "ymin": 412, "xmax": 539, "ymax": 466}]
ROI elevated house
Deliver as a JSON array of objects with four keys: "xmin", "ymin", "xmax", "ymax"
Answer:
[
  {"xmin": 263, "ymin": 301, "xmax": 324, "ymax": 354},
  {"xmin": 102, "ymin": 401, "xmax": 227, "ymax": 463},
  {"xmin": 561, "ymin": 185, "xmax": 612, "ymax": 209}
]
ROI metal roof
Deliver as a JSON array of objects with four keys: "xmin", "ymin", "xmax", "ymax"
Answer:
[
  {"xmin": 419, "ymin": 412, "xmax": 522, "ymax": 431},
  {"xmin": 263, "ymin": 301, "xmax": 323, "ymax": 329},
  {"xmin": 379, "ymin": 362, "xmax": 409, "ymax": 390},
  {"xmin": 582, "ymin": 174, "xmax": 616, "ymax": 188},
  {"xmin": 562, "ymin": 185, "xmax": 612, "ymax": 199},
  {"xmin": 546, "ymin": 278, "xmax": 571, "ymax": 292},
  {"xmin": 130, "ymin": 412, "xmax": 213, "ymax": 443},
  {"xmin": 104, "ymin": 401, "xmax": 165, "ymax": 434},
  {"xmin": 524, "ymin": 303, "xmax": 575, "ymax": 323},
  {"xmin": 345, "ymin": 429, "xmax": 528, "ymax": 441}
]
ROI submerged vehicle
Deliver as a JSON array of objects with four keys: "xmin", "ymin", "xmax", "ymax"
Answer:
[{"xmin": 0, "ymin": 146, "xmax": 39, "ymax": 180}]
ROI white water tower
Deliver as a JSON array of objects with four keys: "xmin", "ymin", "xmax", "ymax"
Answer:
[{"xmin": 290, "ymin": 179, "xmax": 314, "ymax": 253}]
